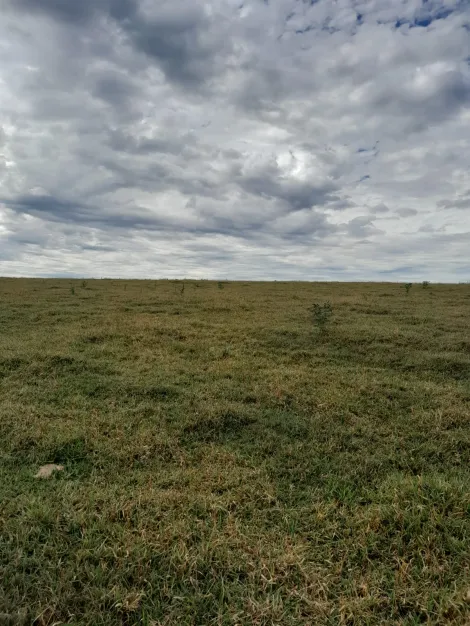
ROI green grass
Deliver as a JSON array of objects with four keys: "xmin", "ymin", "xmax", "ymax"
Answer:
[{"xmin": 0, "ymin": 278, "xmax": 469, "ymax": 625}]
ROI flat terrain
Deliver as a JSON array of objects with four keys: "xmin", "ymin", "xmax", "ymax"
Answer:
[{"xmin": 0, "ymin": 279, "xmax": 469, "ymax": 625}]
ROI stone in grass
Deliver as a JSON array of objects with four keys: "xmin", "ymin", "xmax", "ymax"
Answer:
[{"xmin": 34, "ymin": 464, "xmax": 64, "ymax": 479}]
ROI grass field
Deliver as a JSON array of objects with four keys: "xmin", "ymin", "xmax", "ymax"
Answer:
[{"xmin": 0, "ymin": 278, "xmax": 469, "ymax": 625}]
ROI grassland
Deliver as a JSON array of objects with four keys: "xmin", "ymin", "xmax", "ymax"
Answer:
[{"xmin": 0, "ymin": 278, "xmax": 469, "ymax": 625}]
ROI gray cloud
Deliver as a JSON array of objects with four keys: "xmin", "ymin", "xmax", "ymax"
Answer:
[
  {"xmin": 3, "ymin": 194, "xmax": 162, "ymax": 229},
  {"xmin": 90, "ymin": 70, "xmax": 138, "ymax": 106},
  {"xmin": 9, "ymin": 0, "xmax": 136, "ymax": 24},
  {"xmin": 396, "ymin": 208, "xmax": 418, "ymax": 217},
  {"xmin": 371, "ymin": 69, "xmax": 470, "ymax": 132},
  {"xmin": 238, "ymin": 170, "xmax": 338, "ymax": 211},
  {"xmin": 437, "ymin": 194, "xmax": 470, "ymax": 210},
  {"xmin": 0, "ymin": 0, "xmax": 469, "ymax": 280},
  {"xmin": 370, "ymin": 203, "xmax": 390, "ymax": 214},
  {"xmin": 347, "ymin": 216, "xmax": 383, "ymax": 238},
  {"xmin": 123, "ymin": 5, "xmax": 220, "ymax": 86}
]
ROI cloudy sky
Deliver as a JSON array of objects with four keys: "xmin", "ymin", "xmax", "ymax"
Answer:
[{"xmin": 0, "ymin": 0, "xmax": 469, "ymax": 280}]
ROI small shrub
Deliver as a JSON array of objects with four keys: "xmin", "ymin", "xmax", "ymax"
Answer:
[
  {"xmin": 221, "ymin": 345, "xmax": 232, "ymax": 359},
  {"xmin": 81, "ymin": 280, "xmax": 87, "ymax": 289},
  {"xmin": 405, "ymin": 283, "xmax": 412, "ymax": 294},
  {"xmin": 311, "ymin": 302, "xmax": 333, "ymax": 332},
  {"xmin": 422, "ymin": 281, "xmax": 430, "ymax": 289},
  {"xmin": 218, "ymin": 281, "xmax": 224, "ymax": 290},
  {"xmin": 70, "ymin": 286, "xmax": 75, "ymax": 295}
]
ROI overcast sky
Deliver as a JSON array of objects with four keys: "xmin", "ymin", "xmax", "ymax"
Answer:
[{"xmin": 0, "ymin": 0, "xmax": 469, "ymax": 281}]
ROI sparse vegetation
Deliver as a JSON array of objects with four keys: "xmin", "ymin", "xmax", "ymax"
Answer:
[
  {"xmin": 0, "ymin": 279, "xmax": 469, "ymax": 625},
  {"xmin": 405, "ymin": 282, "xmax": 412, "ymax": 294}
]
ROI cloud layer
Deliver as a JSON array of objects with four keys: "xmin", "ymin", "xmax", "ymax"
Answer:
[{"xmin": 1, "ymin": 0, "xmax": 469, "ymax": 280}]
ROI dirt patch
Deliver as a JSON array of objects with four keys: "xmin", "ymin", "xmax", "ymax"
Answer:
[{"xmin": 34, "ymin": 464, "xmax": 64, "ymax": 479}]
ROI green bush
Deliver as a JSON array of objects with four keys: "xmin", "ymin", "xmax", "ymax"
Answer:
[{"xmin": 311, "ymin": 302, "xmax": 333, "ymax": 332}]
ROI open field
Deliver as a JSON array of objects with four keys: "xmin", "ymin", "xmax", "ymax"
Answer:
[{"xmin": 0, "ymin": 278, "xmax": 469, "ymax": 625}]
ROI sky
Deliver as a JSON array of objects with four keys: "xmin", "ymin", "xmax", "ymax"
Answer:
[{"xmin": 0, "ymin": 0, "xmax": 469, "ymax": 281}]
